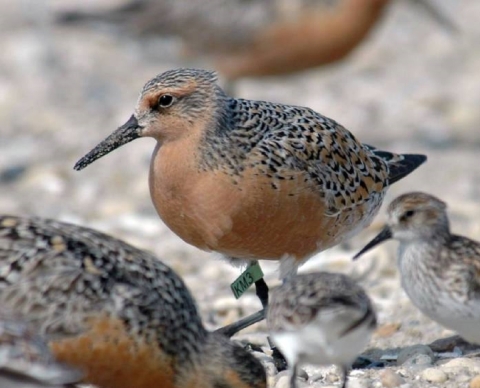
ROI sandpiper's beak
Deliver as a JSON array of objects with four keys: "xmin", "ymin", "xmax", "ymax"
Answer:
[
  {"xmin": 353, "ymin": 226, "xmax": 392, "ymax": 260},
  {"xmin": 74, "ymin": 115, "xmax": 142, "ymax": 171}
]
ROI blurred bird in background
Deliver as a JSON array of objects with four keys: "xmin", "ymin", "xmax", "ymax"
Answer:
[{"xmin": 55, "ymin": 0, "xmax": 457, "ymax": 93}]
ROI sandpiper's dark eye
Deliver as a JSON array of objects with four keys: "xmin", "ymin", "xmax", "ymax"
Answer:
[
  {"xmin": 158, "ymin": 94, "xmax": 175, "ymax": 108},
  {"xmin": 402, "ymin": 210, "xmax": 415, "ymax": 220}
]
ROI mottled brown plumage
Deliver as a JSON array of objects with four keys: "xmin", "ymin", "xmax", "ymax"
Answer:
[
  {"xmin": 74, "ymin": 68, "xmax": 425, "ymax": 334},
  {"xmin": 75, "ymin": 68, "xmax": 426, "ymax": 274},
  {"xmin": 0, "ymin": 215, "xmax": 266, "ymax": 388}
]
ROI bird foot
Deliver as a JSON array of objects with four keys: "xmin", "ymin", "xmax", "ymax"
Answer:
[{"xmin": 270, "ymin": 345, "xmax": 288, "ymax": 371}]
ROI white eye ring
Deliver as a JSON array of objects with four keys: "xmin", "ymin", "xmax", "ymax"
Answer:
[{"xmin": 158, "ymin": 94, "xmax": 176, "ymax": 108}]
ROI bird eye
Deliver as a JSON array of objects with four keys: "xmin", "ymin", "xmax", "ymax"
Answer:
[
  {"xmin": 158, "ymin": 94, "xmax": 175, "ymax": 108},
  {"xmin": 402, "ymin": 210, "xmax": 415, "ymax": 220}
]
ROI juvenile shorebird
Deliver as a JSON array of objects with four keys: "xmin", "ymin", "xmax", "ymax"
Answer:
[
  {"xmin": 354, "ymin": 192, "xmax": 480, "ymax": 347},
  {"xmin": 0, "ymin": 312, "xmax": 82, "ymax": 388},
  {"xmin": 74, "ymin": 68, "xmax": 426, "ymax": 334},
  {"xmin": 0, "ymin": 215, "xmax": 266, "ymax": 388},
  {"xmin": 267, "ymin": 272, "xmax": 377, "ymax": 388}
]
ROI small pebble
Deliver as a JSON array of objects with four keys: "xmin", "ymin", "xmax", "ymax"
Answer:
[
  {"xmin": 421, "ymin": 368, "xmax": 448, "ymax": 383},
  {"xmin": 457, "ymin": 374, "xmax": 472, "ymax": 383},
  {"xmin": 310, "ymin": 372, "xmax": 325, "ymax": 383},
  {"xmin": 380, "ymin": 369, "xmax": 405, "ymax": 387},
  {"xmin": 380, "ymin": 353, "xmax": 399, "ymax": 362},
  {"xmin": 275, "ymin": 375, "xmax": 291, "ymax": 388},
  {"xmin": 346, "ymin": 377, "xmax": 371, "ymax": 388},
  {"xmin": 442, "ymin": 357, "xmax": 480, "ymax": 372},
  {"xmin": 397, "ymin": 345, "xmax": 434, "ymax": 367},
  {"xmin": 275, "ymin": 374, "xmax": 308, "ymax": 388},
  {"xmin": 429, "ymin": 335, "xmax": 465, "ymax": 352},
  {"xmin": 0, "ymin": 164, "xmax": 26, "ymax": 183},
  {"xmin": 297, "ymin": 368, "xmax": 308, "ymax": 380},
  {"xmin": 470, "ymin": 375, "xmax": 480, "ymax": 388},
  {"xmin": 267, "ymin": 376, "xmax": 276, "ymax": 387},
  {"xmin": 260, "ymin": 348, "xmax": 272, "ymax": 358},
  {"xmin": 325, "ymin": 371, "xmax": 341, "ymax": 383},
  {"xmin": 375, "ymin": 322, "xmax": 402, "ymax": 337},
  {"xmin": 273, "ymin": 370, "xmax": 289, "ymax": 382},
  {"xmin": 349, "ymin": 370, "xmax": 366, "ymax": 377}
]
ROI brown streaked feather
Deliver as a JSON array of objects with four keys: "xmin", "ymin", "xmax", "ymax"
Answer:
[
  {"xmin": 51, "ymin": 317, "xmax": 176, "ymax": 388},
  {"xmin": 0, "ymin": 215, "xmax": 267, "ymax": 388}
]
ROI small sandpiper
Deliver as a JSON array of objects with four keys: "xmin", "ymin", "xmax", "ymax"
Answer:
[
  {"xmin": 267, "ymin": 271, "xmax": 377, "ymax": 388},
  {"xmin": 354, "ymin": 191, "xmax": 480, "ymax": 347}
]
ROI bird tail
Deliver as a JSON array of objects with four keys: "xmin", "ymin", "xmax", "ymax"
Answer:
[
  {"xmin": 363, "ymin": 145, "xmax": 427, "ymax": 185},
  {"xmin": 380, "ymin": 151, "xmax": 427, "ymax": 185}
]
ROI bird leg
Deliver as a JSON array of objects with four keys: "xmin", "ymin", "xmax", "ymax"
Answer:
[
  {"xmin": 216, "ymin": 261, "xmax": 270, "ymax": 336},
  {"xmin": 216, "ymin": 270, "xmax": 289, "ymax": 369},
  {"xmin": 339, "ymin": 365, "xmax": 348, "ymax": 388},
  {"xmin": 290, "ymin": 362, "xmax": 298, "ymax": 388},
  {"xmin": 255, "ymin": 277, "xmax": 269, "ymax": 308},
  {"xmin": 215, "ymin": 309, "xmax": 266, "ymax": 338}
]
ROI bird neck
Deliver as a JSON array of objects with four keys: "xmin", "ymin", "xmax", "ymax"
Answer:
[
  {"xmin": 397, "ymin": 236, "xmax": 445, "ymax": 274},
  {"xmin": 195, "ymin": 97, "xmax": 246, "ymax": 173}
]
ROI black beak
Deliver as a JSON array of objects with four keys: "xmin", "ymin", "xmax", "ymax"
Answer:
[
  {"xmin": 74, "ymin": 115, "xmax": 142, "ymax": 171},
  {"xmin": 353, "ymin": 226, "xmax": 392, "ymax": 260}
]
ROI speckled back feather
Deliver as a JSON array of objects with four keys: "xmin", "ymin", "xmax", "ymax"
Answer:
[
  {"xmin": 0, "ymin": 215, "xmax": 205, "ymax": 363},
  {"xmin": 440, "ymin": 236, "xmax": 480, "ymax": 302},
  {"xmin": 267, "ymin": 272, "xmax": 376, "ymax": 332},
  {"xmin": 199, "ymin": 94, "xmax": 426, "ymax": 215}
]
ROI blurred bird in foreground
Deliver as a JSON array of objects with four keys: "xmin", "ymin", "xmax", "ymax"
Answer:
[
  {"xmin": 0, "ymin": 215, "xmax": 267, "ymax": 388},
  {"xmin": 55, "ymin": 0, "xmax": 457, "ymax": 89},
  {"xmin": 0, "ymin": 311, "xmax": 82, "ymax": 388}
]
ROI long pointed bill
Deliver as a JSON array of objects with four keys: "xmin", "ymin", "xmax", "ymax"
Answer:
[
  {"xmin": 353, "ymin": 226, "xmax": 392, "ymax": 260},
  {"xmin": 73, "ymin": 114, "xmax": 142, "ymax": 171}
]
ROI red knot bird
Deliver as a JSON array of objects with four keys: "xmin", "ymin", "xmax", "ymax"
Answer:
[
  {"xmin": 74, "ymin": 68, "xmax": 426, "ymax": 335},
  {"xmin": 56, "ymin": 0, "xmax": 456, "ymax": 86},
  {"xmin": 267, "ymin": 271, "xmax": 377, "ymax": 388},
  {"xmin": 354, "ymin": 192, "xmax": 480, "ymax": 350},
  {"xmin": 0, "ymin": 311, "xmax": 82, "ymax": 388},
  {"xmin": 0, "ymin": 215, "xmax": 267, "ymax": 388}
]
